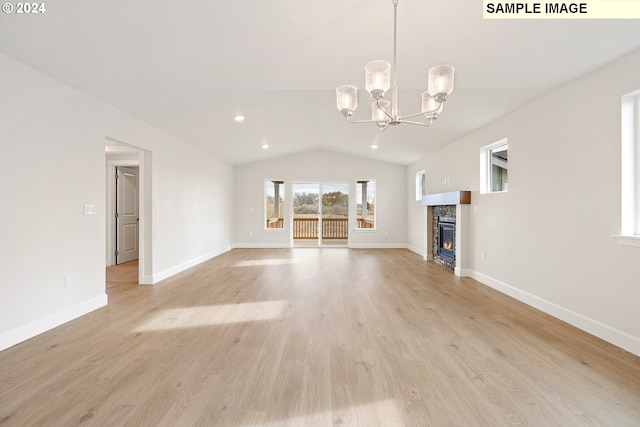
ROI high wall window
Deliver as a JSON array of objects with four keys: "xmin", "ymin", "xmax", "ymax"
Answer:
[
  {"xmin": 356, "ymin": 180, "xmax": 376, "ymax": 229},
  {"xmin": 620, "ymin": 91, "xmax": 640, "ymax": 245},
  {"xmin": 481, "ymin": 139, "xmax": 509, "ymax": 194},
  {"xmin": 265, "ymin": 180, "xmax": 284, "ymax": 229},
  {"xmin": 416, "ymin": 170, "xmax": 426, "ymax": 201}
]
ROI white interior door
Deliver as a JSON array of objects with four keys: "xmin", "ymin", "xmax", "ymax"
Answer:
[{"xmin": 116, "ymin": 166, "xmax": 139, "ymax": 264}]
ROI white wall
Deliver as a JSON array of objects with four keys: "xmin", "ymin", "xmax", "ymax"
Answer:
[
  {"xmin": 234, "ymin": 150, "xmax": 406, "ymax": 248},
  {"xmin": 123, "ymin": 129, "xmax": 233, "ymax": 282},
  {"xmin": 407, "ymin": 49, "xmax": 640, "ymax": 356},
  {"xmin": 0, "ymin": 53, "xmax": 233, "ymax": 350}
]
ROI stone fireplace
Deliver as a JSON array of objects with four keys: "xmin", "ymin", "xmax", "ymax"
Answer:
[
  {"xmin": 437, "ymin": 215, "xmax": 456, "ymax": 262},
  {"xmin": 422, "ymin": 191, "xmax": 471, "ymax": 276},
  {"xmin": 432, "ymin": 207, "xmax": 456, "ymax": 269}
]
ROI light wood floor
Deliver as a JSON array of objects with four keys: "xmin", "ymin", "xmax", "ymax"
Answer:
[{"xmin": 1, "ymin": 249, "xmax": 639, "ymax": 426}]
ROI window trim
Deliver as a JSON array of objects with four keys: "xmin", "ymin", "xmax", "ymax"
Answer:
[
  {"xmin": 613, "ymin": 235, "xmax": 640, "ymax": 247},
  {"xmin": 620, "ymin": 91, "xmax": 640, "ymax": 241},
  {"xmin": 416, "ymin": 170, "xmax": 426, "ymax": 201},
  {"xmin": 480, "ymin": 138, "xmax": 509, "ymax": 194},
  {"xmin": 264, "ymin": 179, "xmax": 285, "ymax": 231},
  {"xmin": 355, "ymin": 179, "xmax": 376, "ymax": 231}
]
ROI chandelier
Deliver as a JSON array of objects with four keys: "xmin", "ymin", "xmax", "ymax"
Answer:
[{"xmin": 336, "ymin": 0, "xmax": 455, "ymax": 132}]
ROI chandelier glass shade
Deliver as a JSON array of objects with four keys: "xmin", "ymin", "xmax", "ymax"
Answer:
[{"xmin": 336, "ymin": 0, "xmax": 455, "ymax": 132}]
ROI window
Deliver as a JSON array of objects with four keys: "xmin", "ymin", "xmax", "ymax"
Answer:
[
  {"xmin": 619, "ymin": 91, "xmax": 640, "ymax": 245},
  {"xmin": 416, "ymin": 170, "xmax": 426, "ymax": 201},
  {"xmin": 265, "ymin": 180, "xmax": 284, "ymax": 229},
  {"xmin": 481, "ymin": 139, "xmax": 508, "ymax": 193},
  {"xmin": 356, "ymin": 180, "xmax": 375, "ymax": 229}
]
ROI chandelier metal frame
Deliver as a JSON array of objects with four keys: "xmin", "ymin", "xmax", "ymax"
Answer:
[{"xmin": 336, "ymin": 0, "xmax": 455, "ymax": 132}]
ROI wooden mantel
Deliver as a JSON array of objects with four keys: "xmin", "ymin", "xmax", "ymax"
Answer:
[{"xmin": 422, "ymin": 191, "xmax": 471, "ymax": 206}]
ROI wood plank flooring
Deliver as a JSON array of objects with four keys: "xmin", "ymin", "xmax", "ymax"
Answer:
[{"xmin": 1, "ymin": 248, "xmax": 639, "ymax": 426}]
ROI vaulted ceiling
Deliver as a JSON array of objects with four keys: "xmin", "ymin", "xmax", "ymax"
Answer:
[{"xmin": 2, "ymin": 1, "xmax": 640, "ymax": 165}]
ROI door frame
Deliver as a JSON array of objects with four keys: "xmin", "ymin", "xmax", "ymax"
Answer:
[
  {"xmin": 291, "ymin": 182, "xmax": 321, "ymax": 247},
  {"xmin": 106, "ymin": 141, "xmax": 152, "ymax": 284},
  {"xmin": 290, "ymin": 181, "xmax": 349, "ymax": 247},
  {"xmin": 106, "ymin": 160, "xmax": 139, "ymax": 266},
  {"xmin": 321, "ymin": 182, "xmax": 350, "ymax": 247}
]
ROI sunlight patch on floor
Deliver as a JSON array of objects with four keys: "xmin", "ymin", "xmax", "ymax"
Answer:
[
  {"xmin": 233, "ymin": 259, "xmax": 298, "ymax": 267},
  {"xmin": 133, "ymin": 301, "xmax": 288, "ymax": 332},
  {"xmin": 240, "ymin": 399, "xmax": 404, "ymax": 427}
]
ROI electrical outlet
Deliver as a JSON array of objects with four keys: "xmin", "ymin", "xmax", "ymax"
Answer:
[{"xmin": 65, "ymin": 274, "xmax": 73, "ymax": 288}]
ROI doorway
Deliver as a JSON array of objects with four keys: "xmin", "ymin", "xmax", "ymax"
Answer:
[
  {"xmin": 105, "ymin": 141, "xmax": 151, "ymax": 284},
  {"xmin": 292, "ymin": 182, "xmax": 349, "ymax": 247}
]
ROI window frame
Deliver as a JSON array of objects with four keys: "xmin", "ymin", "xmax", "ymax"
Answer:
[
  {"xmin": 617, "ymin": 91, "xmax": 640, "ymax": 246},
  {"xmin": 480, "ymin": 139, "xmax": 509, "ymax": 194},
  {"xmin": 264, "ymin": 179, "xmax": 285, "ymax": 231},
  {"xmin": 416, "ymin": 170, "xmax": 426, "ymax": 201},
  {"xmin": 355, "ymin": 179, "xmax": 376, "ymax": 231}
]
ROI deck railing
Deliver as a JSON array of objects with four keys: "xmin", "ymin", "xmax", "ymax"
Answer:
[
  {"xmin": 266, "ymin": 218, "xmax": 284, "ymax": 228},
  {"xmin": 321, "ymin": 218, "xmax": 349, "ymax": 240},
  {"xmin": 293, "ymin": 217, "xmax": 320, "ymax": 239},
  {"xmin": 270, "ymin": 217, "xmax": 373, "ymax": 239},
  {"xmin": 293, "ymin": 217, "xmax": 349, "ymax": 240},
  {"xmin": 357, "ymin": 218, "xmax": 375, "ymax": 229}
]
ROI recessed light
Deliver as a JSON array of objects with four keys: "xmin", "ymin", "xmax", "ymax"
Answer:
[
  {"xmin": 371, "ymin": 143, "xmax": 379, "ymax": 149},
  {"xmin": 234, "ymin": 115, "xmax": 245, "ymax": 122},
  {"xmin": 262, "ymin": 143, "xmax": 269, "ymax": 149}
]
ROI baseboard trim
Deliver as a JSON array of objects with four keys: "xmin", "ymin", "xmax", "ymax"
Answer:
[
  {"xmin": 231, "ymin": 243, "xmax": 291, "ymax": 249},
  {"xmin": 0, "ymin": 294, "xmax": 108, "ymax": 352},
  {"xmin": 470, "ymin": 270, "xmax": 640, "ymax": 357},
  {"xmin": 348, "ymin": 243, "xmax": 408, "ymax": 249},
  {"xmin": 231, "ymin": 243, "xmax": 411, "ymax": 250},
  {"xmin": 140, "ymin": 275, "xmax": 153, "ymax": 285},
  {"xmin": 455, "ymin": 267, "xmax": 472, "ymax": 277},
  {"xmin": 406, "ymin": 244, "xmax": 426, "ymax": 258},
  {"xmin": 150, "ymin": 246, "xmax": 230, "ymax": 284}
]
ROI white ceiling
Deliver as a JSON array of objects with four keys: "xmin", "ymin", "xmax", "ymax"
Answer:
[{"xmin": 2, "ymin": 1, "xmax": 640, "ymax": 165}]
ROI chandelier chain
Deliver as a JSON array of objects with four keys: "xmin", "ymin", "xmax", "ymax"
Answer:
[{"xmin": 392, "ymin": 0, "xmax": 398, "ymax": 118}]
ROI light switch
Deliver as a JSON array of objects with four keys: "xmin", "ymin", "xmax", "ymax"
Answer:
[{"xmin": 84, "ymin": 204, "xmax": 96, "ymax": 215}]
